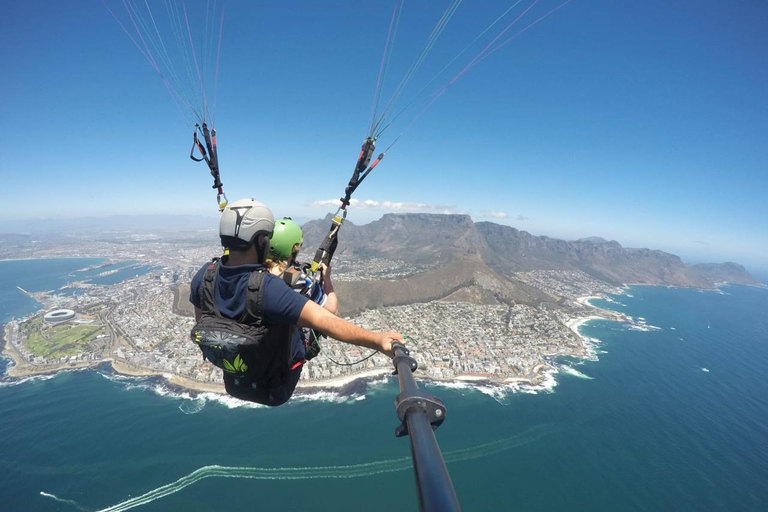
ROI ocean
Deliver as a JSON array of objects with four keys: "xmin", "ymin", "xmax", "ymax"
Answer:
[{"xmin": 1, "ymin": 259, "xmax": 767, "ymax": 511}]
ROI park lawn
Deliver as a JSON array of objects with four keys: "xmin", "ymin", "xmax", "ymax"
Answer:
[{"xmin": 27, "ymin": 323, "xmax": 106, "ymax": 358}]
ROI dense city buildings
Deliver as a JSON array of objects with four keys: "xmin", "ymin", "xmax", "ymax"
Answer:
[{"xmin": 3, "ymin": 232, "xmax": 629, "ymax": 389}]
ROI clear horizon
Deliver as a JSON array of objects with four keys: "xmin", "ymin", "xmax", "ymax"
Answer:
[
  {"xmin": 1, "ymin": 210, "xmax": 766, "ymax": 279},
  {"xmin": 2, "ymin": 1, "xmax": 766, "ymax": 274}
]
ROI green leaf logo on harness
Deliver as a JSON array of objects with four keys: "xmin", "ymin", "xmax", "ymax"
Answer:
[
  {"xmin": 192, "ymin": 327, "xmax": 252, "ymax": 377},
  {"xmin": 222, "ymin": 354, "xmax": 248, "ymax": 374}
]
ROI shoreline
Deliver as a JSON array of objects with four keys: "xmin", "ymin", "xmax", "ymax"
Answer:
[
  {"xmin": 563, "ymin": 294, "xmax": 629, "ymax": 360},
  {"xmin": 565, "ymin": 315, "xmax": 605, "ymax": 335},
  {"xmin": 2, "ymin": 293, "xmax": 627, "ymax": 396},
  {"xmin": 298, "ymin": 367, "xmax": 392, "ymax": 389},
  {"xmin": 1, "ymin": 348, "xmax": 554, "ymax": 397}
]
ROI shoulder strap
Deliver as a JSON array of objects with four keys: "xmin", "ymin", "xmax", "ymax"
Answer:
[
  {"xmin": 243, "ymin": 269, "xmax": 267, "ymax": 325},
  {"xmin": 200, "ymin": 259, "xmax": 221, "ymax": 316}
]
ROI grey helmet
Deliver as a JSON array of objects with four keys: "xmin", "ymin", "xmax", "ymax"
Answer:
[{"xmin": 219, "ymin": 198, "xmax": 275, "ymax": 249}]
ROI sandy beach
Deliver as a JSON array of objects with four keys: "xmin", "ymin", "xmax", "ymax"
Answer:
[
  {"xmin": 565, "ymin": 315, "xmax": 605, "ymax": 336},
  {"xmin": 576, "ymin": 295, "xmax": 602, "ymax": 307}
]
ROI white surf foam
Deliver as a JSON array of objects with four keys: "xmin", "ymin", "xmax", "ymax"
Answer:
[
  {"xmin": 178, "ymin": 399, "xmax": 206, "ymax": 415},
  {"xmin": 0, "ymin": 372, "xmax": 59, "ymax": 388},
  {"xmin": 560, "ymin": 365, "xmax": 594, "ymax": 380}
]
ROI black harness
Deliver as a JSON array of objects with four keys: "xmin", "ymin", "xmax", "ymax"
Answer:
[{"xmin": 190, "ymin": 260, "xmax": 295, "ymax": 406}]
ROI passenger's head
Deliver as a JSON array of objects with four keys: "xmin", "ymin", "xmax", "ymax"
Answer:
[
  {"xmin": 219, "ymin": 198, "xmax": 275, "ymax": 263},
  {"xmin": 266, "ymin": 217, "xmax": 303, "ymax": 271}
]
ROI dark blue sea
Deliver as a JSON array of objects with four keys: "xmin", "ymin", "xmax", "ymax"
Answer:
[{"xmin": 1, "ymin": 259, "xmax": 767, "ymax": 511}]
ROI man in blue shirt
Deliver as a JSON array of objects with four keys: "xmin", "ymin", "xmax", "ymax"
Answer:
[{"xmin": 190, "ymin": 198, "xmax": 402, "ymax": 405}]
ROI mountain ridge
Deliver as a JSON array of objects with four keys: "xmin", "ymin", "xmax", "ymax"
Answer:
[{"xmin": 300, "ymin": 213, "xmax": 758, "ymax": 315}]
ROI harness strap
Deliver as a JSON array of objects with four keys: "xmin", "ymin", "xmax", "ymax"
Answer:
[
  {"xmin": 244, "ymin": 270, "xmax": 267, "ymax": 325},
  {"xmin": 200, "ymin": 259, "xmax": 221, "ymax": 317}
]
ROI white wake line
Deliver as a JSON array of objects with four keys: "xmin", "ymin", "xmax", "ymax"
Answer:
[{"xmin": 43, "ymin": 427, "xmax": 551, "ymax": 512}]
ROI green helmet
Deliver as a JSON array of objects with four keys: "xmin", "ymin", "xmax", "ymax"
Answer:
[{"xmin": 268, "ymin": 218, "xmax": 303, "ymax": 260}]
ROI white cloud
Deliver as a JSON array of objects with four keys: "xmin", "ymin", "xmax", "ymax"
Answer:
[{"xmin": 308, "ymin": 198, "xmax": 457, "ymax": 213}]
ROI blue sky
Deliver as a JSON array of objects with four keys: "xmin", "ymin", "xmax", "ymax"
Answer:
[{"xmin": 2, "ymin": 1, "xmax": 767, "ymax": 273}]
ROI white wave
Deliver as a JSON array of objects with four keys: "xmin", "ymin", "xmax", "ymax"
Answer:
[
  {"xmin": 292, "ymin": 390, "xmax": 354, "ymax": 404},
  {"xmin": 473, "ymin": 384, "xmax": 514, "ymax": 403},
  {"xmin": 602, "ymin": 296, "xmax": 627, "ymax": 307},
  {"xmin": 0, "ymin": 372, "xmax": 59, "ymax": 388},
  {"xmin": 178, "ymin": 399, "xmax": 206, "ymax": 415},
  {"xmin": 0, "ymin": 354, "xmax": 16, "ymax": 371},
  {"xmin": 435, "ymin": 365, "xmax": 562, "ymax": 397},
  {"xmin": 628, "ymin": 323, "xmax": 662, "ymax": 332},
  {"xmin": 97, "ymin": 371, "xmax": 259, "ymax": 409},
  {"xmin": 520, "ymin": 369, "xmax": 558, "ymax": 394},
  {"xmin": 97, "ymin": 368, "xmax": 374, "ymax": 408},
  {"xmin": 197, "ymin": 392, "xmax": 266, "ymax": 410},
  {"xmin": 578, "ymin": 336, "xmax": 602, "ymax": 363},
  {"xmin": 366, "ymin": 376, "xmax": 390, "ymax": 388},
  {"xmin": 560, "ymin": 365, "xmax": 594, "ymax": 380},
  {"xmin": 425, "ymin": 379, "xmax": 514, "ymax": 402}
]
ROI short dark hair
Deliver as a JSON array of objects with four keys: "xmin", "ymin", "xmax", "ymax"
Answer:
[
  {"xmin": 220, "ymin": 235, "xmax": 251, "ymax": 251},
  {"xmin": 221, "ymin": 231, "xmax": 271, "ymax": 262}
]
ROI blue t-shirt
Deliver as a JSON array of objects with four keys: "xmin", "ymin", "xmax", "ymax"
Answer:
[{"xmin": 189, "ymin": 258, "xmax": 310, "ymax": 362}]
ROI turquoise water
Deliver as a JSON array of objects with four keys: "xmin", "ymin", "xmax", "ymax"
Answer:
[{"xmin": 1, "ymin": 259, "xmax": 767, "ymax": 511}]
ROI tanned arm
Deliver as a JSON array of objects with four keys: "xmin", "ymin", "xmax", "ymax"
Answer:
[{"xmin": 297, "ymin": 300, "xmax": 402, "ymax": 357}]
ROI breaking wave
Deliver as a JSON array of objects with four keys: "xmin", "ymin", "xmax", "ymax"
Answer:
[{"xmin": 560, "ymin": 365, "xmax": 594, "ymax": 380}]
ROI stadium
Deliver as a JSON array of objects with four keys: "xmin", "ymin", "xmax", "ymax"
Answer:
[{"xmin": 43, "ymin": 309, "xmax": 76, "ymax": 324}]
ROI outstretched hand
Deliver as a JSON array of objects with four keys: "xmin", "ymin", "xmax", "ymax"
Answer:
[
  {"xmin": 375, "ymin": 332, "xmax": 404, "ymax": 358},
  {"xmin": 318, "ymin": 263, "xmax": 333, "ymax": 286}
]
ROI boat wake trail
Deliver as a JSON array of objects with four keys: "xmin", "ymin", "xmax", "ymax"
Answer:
[
  {"xmin": 39, "ymin": 492, "xmax": 90, "ymax": 511},
  {"xmin": 42, "ymin": 426, "xmax": 553, "ymax": 512}
]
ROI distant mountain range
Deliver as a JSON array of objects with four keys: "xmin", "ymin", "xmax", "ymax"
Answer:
[
  {"xmin": 0, "ymin": 214, "xmax": 218, "ymax": 234},
  {"xmin": 302, "ymin": 213, "xmax": 758, "ymax": 316}
]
